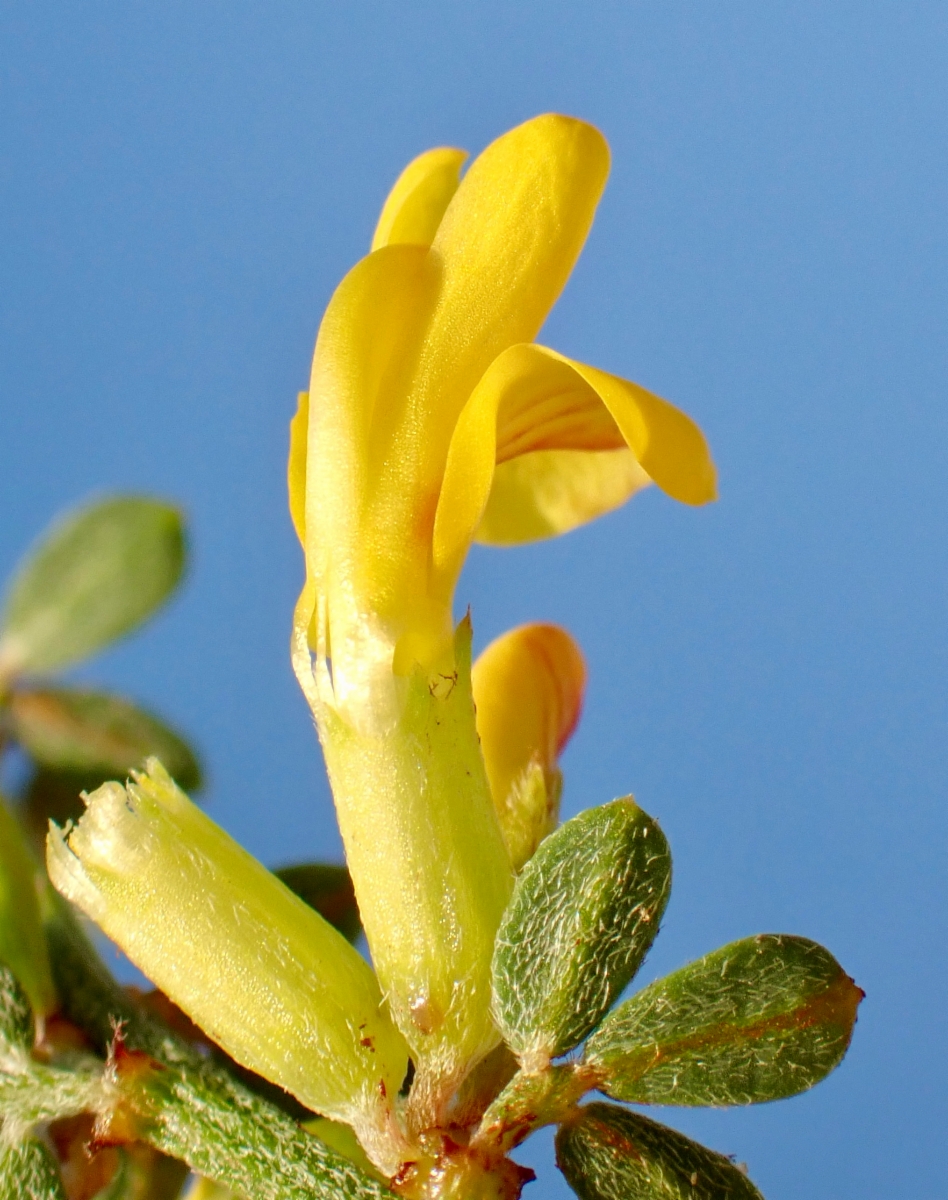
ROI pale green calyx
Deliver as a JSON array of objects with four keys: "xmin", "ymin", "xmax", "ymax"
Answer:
[{"xmin": 45, "ymin": 759, "xmax": 410, "ymax": 1170}]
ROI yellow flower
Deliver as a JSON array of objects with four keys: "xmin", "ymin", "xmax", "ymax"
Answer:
[
  {"xmin": 289, "ymin": 113, "xmax": 716, "ymax": 1125},
  {"xmin": 289, "ymin": 113, "xmax": 715, "ymax": 727}
]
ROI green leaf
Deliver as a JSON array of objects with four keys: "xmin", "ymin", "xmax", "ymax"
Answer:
[
  {"xmin": 0, "ymin": 1027, "xmax": 106, "ymax": 1131},
  {"xmin": 0, "ymin": 798, "xmax": 56, "ymax": 1017},
  {"xmin": 0, "ymin": 495, "xmax": 185, "ymax": 677},
  {"xmin": 0, "ymin": 963, "xmax": 35, "ymax": 1051},
  {"xmin": 585, "ymin": 935, "xmax": 863, "ymax": 1106},
  {"xmin": 0, "ymin": 1137, "xmax": 67, "ymax": 1200},
  {"xmin": 491, "ymin": 797, "xmax": 671, "ymax": 1065},
  {"xmin": 8, "ymin": 688, "xmax": 202, "ymax": 791},
  {"xmin": 274, "ymin": 864, "xmax": 361, "ymax": 943},
  {"xmin": 555, "ymin": 1102, "xmax": 764, "ymax": 1200}
]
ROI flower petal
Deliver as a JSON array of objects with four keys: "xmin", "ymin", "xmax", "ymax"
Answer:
[
  {"xmin": 476, "ymin": 447, "xmax": 650, "ymax": 544},
  {"xmin": 432, "ymin": 343, "xmax": 716, "ymax": 580},
  {"xmin": 371, "ymin": 147, "xmax": 468, "ymax": 251},
  {"xmin": 302, "ymin": 117, "xmax": 614, "ymax": 697},
  {"xmin": 472, "ymin": 623, "xmax": 586, "ymax": 868},
  {"xmin": 303, "ymin": 243, "xmax": 445, "ymax": 720},
  {"xmin": 414, "ymin": 115, "xmax": 610, "ymax": 427},
  {"xmin": 473, "ymin": 622, "xmax": 586, "ymax": 798},
  {"xmin": 288, "ymin": 390, "xmax": 309, "ymax": 547}
]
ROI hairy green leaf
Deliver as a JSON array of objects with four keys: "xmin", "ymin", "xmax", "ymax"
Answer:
[
  {"xmin": 274, "ymin": 864, "xmax": 361, "ymax": 943},
  {"xmin": 0, "ymin": 964, "xmax": 34, "ymax": 1052},
  {"xmin": 585, "ymin": 934, "xmax": 862, "ymax": 1106},
  {"xmin": 0, "ymin": 799, "xmax": 55, "ymax": 1017},
  {"xmin": 0, "ymin": 495, "xmax": 185, "ymax": 677},
  {"xmin": 0, "ymin": 1137, "xmax": 67, "ymax": 1200},
  {"xmin": 556, "ymin": 1102, "xmax": 763, "ymax": 1200},
  {"xmin": 9, "ymin": 688, "xmax": 201, "ymax": 791},
  {"xmin": 492, "ymin": 797, "xmax": 671, "ymax": 1064},
  {"xmin": 0, "ymin": 1060, "xmax": 106, "ymax": 1134},
  {"xmin": 0, "ymin": 972, "xmax": 106, "ymax": 1133}
]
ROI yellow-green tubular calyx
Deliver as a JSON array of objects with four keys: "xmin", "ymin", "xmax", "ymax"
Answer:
[
  {"xmin": 311, "ymin": 618, "xmax": 514, "ymax": 1128},
  {"xmin": 45, "ymin": 759, "xmax": 410, "ymax": 1173}
]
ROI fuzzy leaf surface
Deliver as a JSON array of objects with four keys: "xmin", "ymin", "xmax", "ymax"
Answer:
[
  {"xmin": 274, "ymin": 863, "xmax": 361, "ymax": 943},
  {"xmin": 9, "ymin": 689, "xmax": 201, "ymax": 791},
  {"xmin": 492, "ymin": 797, "xmax": 670, "ymax": 1062},
  {"xmin": 555, "ymin": 1102, "xmax": 764, "ymax": 1200},
  {"xmin": 0, "ymin": 496, "xmax": 185, "ymax": 676},
  {"xmin": 0, "ymin": 964, "xmax": 34, "ymax": 1051},
  {"xmin": 0, "ymin": 1137, "xmax": 67, "ymax": 1200},
  {"xmin": 585, "ymin": 934, "xmax": 862, "ymax": 1106}
]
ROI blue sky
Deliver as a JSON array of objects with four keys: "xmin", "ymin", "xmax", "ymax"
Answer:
[{"xmin": 1, "ymin": 4, "xmax": 946, "ymax": 1197}]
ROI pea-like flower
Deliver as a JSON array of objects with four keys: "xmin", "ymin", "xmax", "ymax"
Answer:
[
  {"xmin": 290, "ymin": 113, "xmax": 715, "ymax": 729},
  {"xmin": 290, "ymin": 114, "xmax": 716, "ymax": 1127}
]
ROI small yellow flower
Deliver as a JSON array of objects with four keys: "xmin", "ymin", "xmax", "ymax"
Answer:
[
  {"xmin": 290, "ymin": 113, "xmax": 715, "ymax": 726},
  {"xmin": 289, "ymin": 113, "xmax": 716, "ymax": 1123}
]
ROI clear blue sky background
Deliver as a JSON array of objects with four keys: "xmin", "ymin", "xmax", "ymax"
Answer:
[{"xmin": 1, "ymin": 5, "xmax": 945, "ymax": 1198}]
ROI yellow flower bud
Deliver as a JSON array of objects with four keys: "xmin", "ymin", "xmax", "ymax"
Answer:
[{"xmin": 472, "ymin": 623, "xmax": 586, "ymax": 869}]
